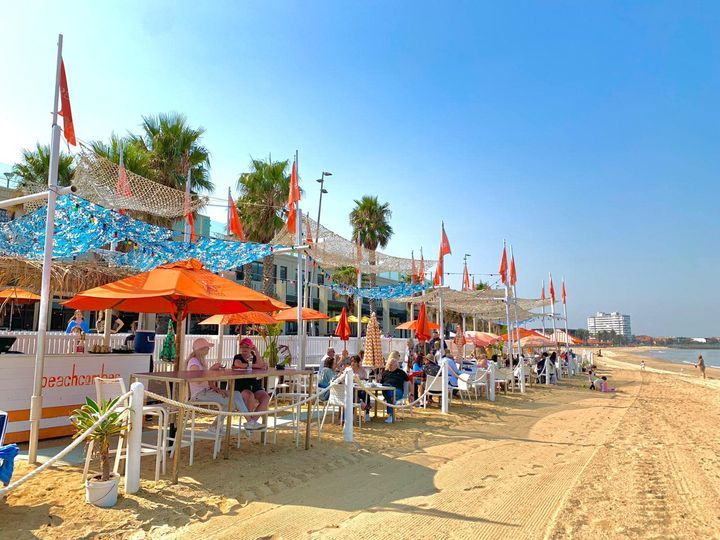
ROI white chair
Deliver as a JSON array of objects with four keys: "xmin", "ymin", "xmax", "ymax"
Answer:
[
  {"xmin": 456, "ymin": 374, "xmax": 474, "ymax": 403},
  {"xmin": 423, "ymin": 372, "xmax": 452, "ymax": 408},
  {"xmin": 319, "ymin": 384, "xmax": 363, "ymax": 434},
  {"xmin": 0, "ymin": 409, "xmax": 7, "ymax": 446},
  {"xmin": 83, "ymin": 378, "xmax": 166, "ymax": 483}
]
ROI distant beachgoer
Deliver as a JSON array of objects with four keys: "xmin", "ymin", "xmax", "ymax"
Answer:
[
  {"xmin": 599, "ymin": 375, "xmax": 616, "ymax": 392},
  {"xmin": 639, "ymin": 359, "xmax": 646, "ymax": 371},
  {"xmin": 598, "ymin": 349, "xmax": 602, "ymax": 357},
  {"xmin": 65, "ymin": 310, "xmax": 89, "ymax": 334},
  {"xmin": 696, "ymin": 355, "xmax": 706, "ymax": 379}
]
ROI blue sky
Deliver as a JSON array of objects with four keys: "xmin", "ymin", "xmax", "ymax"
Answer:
[{"xmin": 1, "ymin": 1, "xmax": 718, "ymax": 335}]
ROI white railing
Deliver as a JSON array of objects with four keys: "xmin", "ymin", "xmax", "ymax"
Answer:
[{"xmin": 0, "ymin": 331, "xmax": 129, "ymax": 355}]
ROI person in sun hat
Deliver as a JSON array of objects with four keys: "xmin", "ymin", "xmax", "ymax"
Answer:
[
  {"xmin": 232, "ymin": 337, "xmax": 270, "ymax": 430},
  {"xmin": 187, "ymin": 338, "xmax": 247, "ymax": 431}
]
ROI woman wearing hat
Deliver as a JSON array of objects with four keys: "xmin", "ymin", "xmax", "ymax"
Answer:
[
  {"xmin": 187, "ymin": 338, "xmax": 247, "ymax": 428},
  {"xmin": 232, "ymin": 337, "xmax": 270, "ymax": 429}
]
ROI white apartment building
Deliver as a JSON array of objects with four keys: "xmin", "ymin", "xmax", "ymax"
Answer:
[{"xmin": 587, "ymin": 312, "xmax": 632, "ymax": 337}]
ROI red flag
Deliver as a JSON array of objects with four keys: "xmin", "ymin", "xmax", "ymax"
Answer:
[
  {"xmin": 462, "ymin": 263, "xmax": 470, "ymax": 291},
  {"xmin": 549, "ymin": 276, "xmax": 556, "ymax": 303},
  {"xmin": 227, "ymin": 192, "xmax": 245, "ymax": 240},
  {"xmin": 499, "ymin": 246, "xmax": 508, "ymax": 285},
  {"xmin": 440, "ymin": 223, "xmax": 451, "ymax": 257},
  {"xmin": 509, "ymin": 255, "xmax": 517, "ymax": 286},
  {"xmin": 58, "ymin": 60, "xmax": 76, "ymax": 146},
  {"xmin": 433, "ymin": 246, "xmax": 443, "ymax": 287},
  {"xmin": 418, "ymin": 250, "xmax": 425, "ymax": 282},
  {"xmin": 562, "ymin": 278, "xmax": 567, "ymax": 305},
  {"xmin": 186, "ymin": 212, "xmax": 197, "ymax": 243},
  {"xmin": 287, "ymin": 159, "xmax": 300, "ymax": 235},
  {"xmin": 411, "ymin": 252, "xmax": 417, "ymax": 284}
]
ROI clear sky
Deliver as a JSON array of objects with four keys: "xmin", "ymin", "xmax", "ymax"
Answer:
[{"xmin": 1, "ymin": 1, "xmax": 718, "ymax": 336}]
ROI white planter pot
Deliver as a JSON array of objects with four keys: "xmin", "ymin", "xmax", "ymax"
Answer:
[{"xmin": 85, "ymin": 473, "xmax": 120, "ymax": 507}]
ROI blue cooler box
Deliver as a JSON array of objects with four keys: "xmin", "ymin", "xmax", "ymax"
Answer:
[{"xmin": 134, "ymin": 331, "xmax": 156, "ymax": 354}]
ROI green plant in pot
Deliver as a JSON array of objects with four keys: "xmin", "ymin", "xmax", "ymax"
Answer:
[
  {"xmin": 70, "ymin": 397, "xmax": 128, "ymax": 507},
  {"xmin": 260, "ymin": 323, "xmax": 283, "ymax": 367}
]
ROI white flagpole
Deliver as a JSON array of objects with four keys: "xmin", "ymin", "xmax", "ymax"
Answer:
[
  {"xmin": 541, "ymin": 279, "xmax": 546, "ymax": 335},
  {"xmin": 562, "ymin": 277, "xmax": 572, "ymax": 375},
  {"xmin": 502, "ymin": 241, "xmax": 514, "ymax": 391},
  {"xmin": 550, "ymin": 271, "xmax": 558, "ymax": 383},
  {"xmin": 510, "ymin": 246, "xmax": 525, "ymax": 393},
  {"xmin": 294, "ymin": 150, "xmax": 305, "ymax": 369},
  {"xmin": 28, "ymin": 33, "xmax": 64, "ymax": 463}
]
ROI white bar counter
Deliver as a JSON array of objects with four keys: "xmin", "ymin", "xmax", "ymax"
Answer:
[{"xmin": 0, "ymin": 352, "xmax": 151, "ymax": 443}]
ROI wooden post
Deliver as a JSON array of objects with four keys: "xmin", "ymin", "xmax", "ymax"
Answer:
[{"xmin": 171, "ymin": 382, "xmax": 187, "ymax": 484}]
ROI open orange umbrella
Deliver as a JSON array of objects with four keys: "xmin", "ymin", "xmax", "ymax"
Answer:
[
  {"xmin": 0, "ymin": 287, "xmax": 41, "ymax": 330},
  {"xmin": 199, "ymin": 312, "xmax": 278, "ymax": 326},
  {"xmin": 64, "ymin": 259, "xmax": 288, "ymax": 368},
  {"xmin": 396, "ymin": 318, "xmax": 440, "ymax": 331},
  {"xmin": 334, "ymin": 307, "xmax": 351, "ymax": 350},
  {"xmin": 464, "ymin": 331, "xmax": 500, "ymax": 347},
  {"xmin": 415, "ymin": 303, "xmax": 432, "ymax": 343},
  {"xmin": 499, "ymin": 328, "xmax": 547, "ymax": 342},
  {"xmin": 273, "ymin": 307, "xmax": 329, "ymax": 322}
]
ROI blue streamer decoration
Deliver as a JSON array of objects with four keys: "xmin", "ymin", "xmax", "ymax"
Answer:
[{"xmin": 328, "ymin": 282, "xmax": 426, "ymax": 300}]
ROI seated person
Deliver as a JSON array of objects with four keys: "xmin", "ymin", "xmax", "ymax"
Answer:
[
  {"xmin": 380, "ymin": 352, "xmax": 409, "ymax": 424},
  {"xmin": 317, "ymin": 356, "xmax": 336, "ymax": 401},
  {"xmin": 409, "ymin": 353, "xmax": 425, "ymax": 400},
  {"xmin": 351, "ymin": 356, "xmax": 372, "ymax": 421},
  {"xmin": 443, "ymin": 352, "xmax": 459, "ymax": 388},
  {"xmin": 599, "ymin": 375, "xmax": 616, "ymax": 393},
  {"xmin": 232, "ymin": 338, "xmax": 270, "ymax": 429},
  {"xmin": 187, "ymin": 338, "xmax": 246, "ymax": 431},
  {"xmin": 335, "ymin": 349, "xmax": 351, "ymax": 372}
]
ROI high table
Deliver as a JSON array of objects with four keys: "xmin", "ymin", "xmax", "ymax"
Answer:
[{"xmin": 131, "ymin": 367, "xmax": 314, "ymax": 483}]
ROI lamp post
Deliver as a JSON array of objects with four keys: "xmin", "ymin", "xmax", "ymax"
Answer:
[{"xmin": 315, "ymin": 171, "xmax": 332, "ymax": 243}]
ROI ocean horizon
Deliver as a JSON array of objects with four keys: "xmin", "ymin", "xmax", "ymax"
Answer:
[{"xmin": 640, "ymin": 348, "xmax": 720, "ymax": 369}]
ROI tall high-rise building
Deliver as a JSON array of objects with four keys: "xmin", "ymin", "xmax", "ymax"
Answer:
[{"xmin": 587, "ymin": 312, "xmax": 632, "ymax": 337}]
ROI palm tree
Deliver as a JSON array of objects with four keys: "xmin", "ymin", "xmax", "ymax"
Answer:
[
  {"xmin": 236, "ymin": 158, "xmax": 291, "ymax": 298},
  {"xmin": 130, "ymin": 112, "xmax": 213, "ymax": 193},
  {"xmin": 349, "ymin": 196, "xmax": 393, "ymax": 315},
  {"xmin": 331, "ymin": 266, "xmax": 361, "ymax": 312},
  {"xmin": 9, "ymin": 143, "xmax": 75, "ymax": 189},
  {"xmin": 90, "ymin": 134, "xmax": 152, "ymax": 178}
]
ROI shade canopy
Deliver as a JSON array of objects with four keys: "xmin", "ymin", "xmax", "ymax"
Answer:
[
  {"xmin": 334, "ymin": 307, "xmax": 351, "ymax": 342},
  {"xmin": 0, "ymin": 287, "xmax": 41, "ymax": 304},
  {"xmin": 396, "ymin": 318, "xmax": 440, "ymax": 331},
  {"xmin": 273, "ymin": 307, "xmax": 329, "ymax": 322},
  {"xmin": 64, "ymin": 259, "xmax": 288, "ymax": 314},
  {"xmin": 519, "ymin": 335, "xmax": 556, "ymax": 348},
  {"xmin": 499, "ymin": 328, "xmax": 548, "ymax": 342},
  {"xmin": 199, "ymin": 312, "xmax": 278, "ymax": 326}
]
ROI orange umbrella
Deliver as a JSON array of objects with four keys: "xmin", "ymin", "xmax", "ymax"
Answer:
[
  {"xmin": 64, "ymin": 259, "xmax": 288, "ymax": 368},
  {"xmin": 273, "ymin": 307, "xmax": 329, "ymax": 322},
  {"xmin": 396, "ymin": 319, "xmax": 440, "ymax": 331},
  {"xmin": 499, "ymin": 328, "xmax": 547, "ymax": 342},
  {"xmin": 415, "ymin": 303, "xmax": 432, "ymax": 343},
  {"xmin": 464, "ymin": 331, "xmax": 500, "ymax": 347},
  {"xmin": 334, "ymin": 307, "xmax": 351, "ymax": 349},
  {"xmin": 0, "ymin": 288, "xmax": 41, "ymax": 303},
  {"xmin": 199, "ymin": 312, "xmax": 278, "ymax": 326}
]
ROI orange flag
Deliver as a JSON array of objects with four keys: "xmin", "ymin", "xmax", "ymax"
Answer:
[
  {"xmin": 411, "ymin": 251, "xmax": 417, "ymax": 284},
  {"xmin": 418, "ymin": 249, "xmax": 425, "ymax": 282},
  {"xmin": 433, "ymin": 245, "xmax": 443, "ymax": 287},
  {"xmin": 562, "ymin": 278, "xmax": 567, "ymax": 305},
  {"xmin": 58, "ymin": 60, "xmax": 76, "ymax": 146},
  {"xmin": 186, "ymin": 212, "xmax": 197, "ymax": 243},
  {"xmin": 227, "ymin": 191, "xmax": 245, "ymax": 240},
  {"xmin": 510, "ymin": 255, "xmax": 517, "ymax": 286},
  {"xmin": 549, "ymin": 276, "xmax": 556, "ymax": 303},
  {"xmin": 462, "ymin": 263, "xmax": 470, "ymax": 291},
  {"xmin": 499, "ymin": 246, "xmax": 508, "ymax": 285},
  {"xmin": 440, "ymin": 223, "xmax": 451, "ymax": 256},
  {"xmin": 287, "ymin": 159, "xmax": 300, "ymax": 235}
]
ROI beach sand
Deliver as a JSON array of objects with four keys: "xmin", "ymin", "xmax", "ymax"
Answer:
[{"xmin": 2, "ymin": 348, "xmax": 719, "ymax": 539}]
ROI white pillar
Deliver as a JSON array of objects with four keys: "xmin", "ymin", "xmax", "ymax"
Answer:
[
  {"xmin": 441, "ymin": 357, "xmax": 449, "ymax": 414},
  {"xmin": 488, "ymin": 362, "xmax": 496, "ymax": 401},
  {"xmin": 125, "ymin": 381, "xmax": 144, "ymax": 494},
  {"xmin": 343, "ymin": 367, "xmax": 353, "ymax": 442}
]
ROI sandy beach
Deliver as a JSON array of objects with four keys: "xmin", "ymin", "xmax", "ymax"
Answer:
[{"xmin": 2, "ymin": 348, "xmax": 719, "ymax": 539}]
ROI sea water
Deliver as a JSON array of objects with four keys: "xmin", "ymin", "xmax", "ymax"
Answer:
[{"xmin": 640, "ymin": 348, "xmax": 720, "ymax": 369}]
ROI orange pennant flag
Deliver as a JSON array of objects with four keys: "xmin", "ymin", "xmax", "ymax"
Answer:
[
  {"xmin": 433, "ymin": 251, "xmax": 443, "ymax": 287},
  {"xmin": 462, "ymin": 263, "xmax": 470, "ymax": 291},
  {"xmin": 510, "ymin": 255, "xmax": 517, "ymax": 286},
  {"xmin": 440, "ymin": 223, "xmax": 451, "ymax": 257},
  {"xmin": 549, "ymin": 276, "xmax": 556, "ymax": 303},
  {"xmin": 287, "ymin": 159, "xmax": 300, "ymax": 235},
  {"xmin": 186, "ymin": 212, "xmax": 197, "ymax": 243},
  {"xmin": 58, "ymin": 60, "xmax": 76, "ymax": 146},
  {"xmin": 411, "ymin": 251, "xmax": 417, "ymax": 284},
  {"xmin": 227, "ymin": 191, "xmax": 245, "ymax": 240},
  {"xmin": 499, "ymin": 246, "xmax": 508, "ymax": 285},
  {"xmin": 418, "ymin": 249, "xmax": 425, "ymax": 282},
  {"xmin": 562, "ymin": 278, "xmax": 567, "ymax": 305}
]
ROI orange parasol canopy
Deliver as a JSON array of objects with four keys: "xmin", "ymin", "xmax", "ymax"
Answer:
[
  {"xmin": 464, "ymin": 331, "xmax": 500, "ymax": 347},
  {"xmin": 415, "ymin": 303, "xmax": 432, "ymax": 343},
  {"xmin": 519, "ymin": 335, "xmax": 556, "ymax": 348},
  {"xmin": 0, "ymin": 288, "xmax": 41, "ymax": 304},
  {"xmin": 396, "ymin": 318, "xmax": 440, "ymax": 331},
  {"xmin": 273, "ymin": 307, "xmax": 329, "ymax": 322},
  {"xmin": 199, "ymin": 312, "xmax": 278, "ymax": 326},
  {"xmin": 334, "ymin": 307, "xmax": 351, "ymax": 342},
  {"xmin": 499, "ymin": 328, "xmax": 548, "ymax": 342},
  {"xmin": 63, "ymin": 259, "xmax": 288, "ymax": 314}
]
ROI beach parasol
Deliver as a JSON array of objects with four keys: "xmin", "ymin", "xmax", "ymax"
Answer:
[
  {"xmin": 396, "ymin": 318, "xmax": 440, "ymax": 331},
  {"xmin": 498, "ymin": 328, "xmax": 547, "ymax": 342},
  {"xmin": 273, "ymin": 307, "xmax": 329, "ymax": 322},
  {"xmin": 415, "ymin": 303, "xmax": 432, "ymax": 343},
  {"xmin": 519, "ymin": 334, "xmax": 556, "ymax": 348},
  {"xmin": 64, "ymin": 259, "xmax": 288, "ymax": 368},
  {"xmin": 0, "ymin": 287, "xmax": 40, "ymax": 329},
  {"xmin": 363, "ymin": 312, "xmax": 384, "ymax": 367},
  {"xmin": 334, "ymin": 307, "xmax": 351, "ymax": 350},
  {"xmin": 464, "ymin": 331, "xmax": 500, "ymax": 347},
  {"xmin": 199, "ymin": 312, "xmax": 278, "ymax": 326}
]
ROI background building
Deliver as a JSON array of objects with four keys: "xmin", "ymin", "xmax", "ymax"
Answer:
[{"xmin": 587, "ymin": 311, "xmax": 632, "ymax": 337}]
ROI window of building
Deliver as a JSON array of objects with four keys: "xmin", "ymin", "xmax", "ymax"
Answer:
[{"xmin": 279, "ymin": 266, "xmax": 288, "ymax": 280}]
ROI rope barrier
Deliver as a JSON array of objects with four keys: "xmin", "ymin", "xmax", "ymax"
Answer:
[{"xmin": 0, "ymin": 390, "xmax": 133, "ymax": 496}]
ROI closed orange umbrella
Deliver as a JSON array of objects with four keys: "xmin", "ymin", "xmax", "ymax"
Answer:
[
  {"xmin": 273, "ymin": 307, "xmax": 329, "ymax": 322},
  {"xmin": 64, "ymin": 259, "xmax": 289, "ymax": 368},
  {"xmin": 415, "ymin": 303, "xmax": 432, "ymax": 343},
  {"xmin": 199, "ymin": 312, "xmax": 278, "ymax": 326},
  {"xmin": 334, "ymin": 307, "xmax": 351, "ymax": 349},
  {"xmin": 396, "ymin": 319, "xmax": 440, "ymax": 331}
]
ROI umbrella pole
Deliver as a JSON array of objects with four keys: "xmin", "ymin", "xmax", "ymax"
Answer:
[
  {"xmin": 9, "ymin": 301, "xmax": 13, "ymax": 330},
  {"xmin": 217, "ymin": 323, "xmax": 225, "ymax": 365}
]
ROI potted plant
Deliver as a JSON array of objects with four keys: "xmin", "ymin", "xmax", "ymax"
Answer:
[
  {"xmin": 259, "ymin": 323, "xmax": 283, "ymax": 367},
  {"xmin": 70, "ymin": 397, "xmax": 128, "ymax": 507}
]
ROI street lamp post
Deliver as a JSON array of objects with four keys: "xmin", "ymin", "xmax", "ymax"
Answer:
[{"xmin": 307, "ymin": 172, "xmax": 331, "ymax": 337}]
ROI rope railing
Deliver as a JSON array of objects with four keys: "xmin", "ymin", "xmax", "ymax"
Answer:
[{"xmin": 0, "ymin": 390, "xmax": 133, "ymax": 496}]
